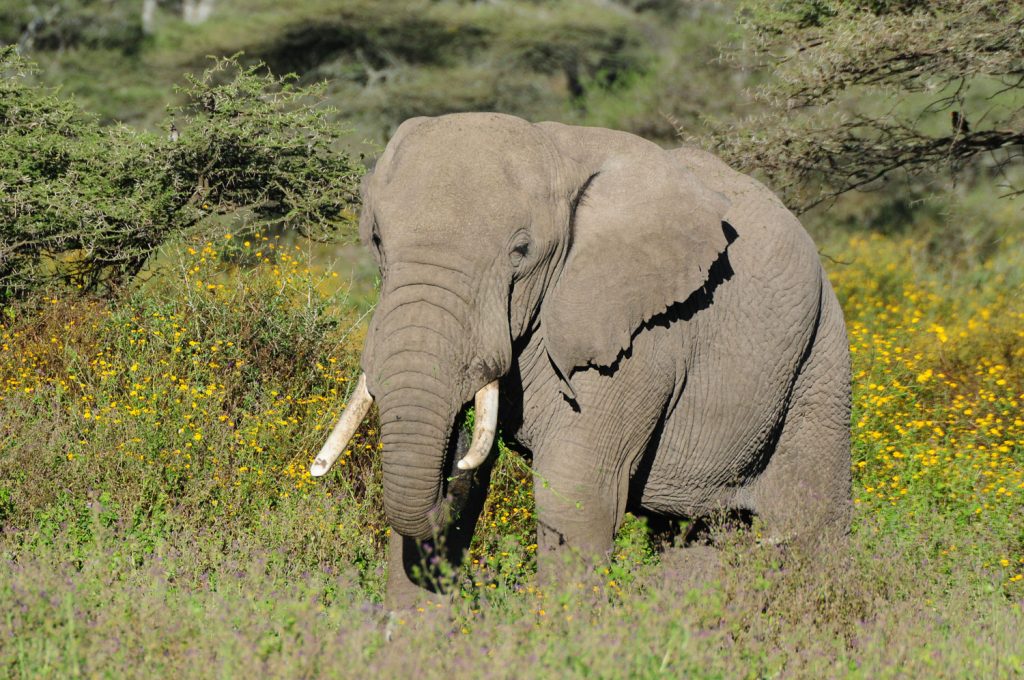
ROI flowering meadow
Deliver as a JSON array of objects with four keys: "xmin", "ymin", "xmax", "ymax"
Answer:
[{"xmin": 0, "ymin": 224, "xmax": 1021, "ymax": 677}]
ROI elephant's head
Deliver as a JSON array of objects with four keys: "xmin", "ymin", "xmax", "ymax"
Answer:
[{"xmin": 311, "ymin": 113, "xmax": 731, "ymax": 541}]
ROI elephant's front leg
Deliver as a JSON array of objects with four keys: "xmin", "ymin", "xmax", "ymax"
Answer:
[
  {"xmin": 531, "ymin": 383, "xmax": 668, "ymax": 584},
  {"xmin": 385, "ymin": 531, "xmax": 439, "ymax": 610},
  {"xmin": 533, "ymin": 440, "xmax": 631, "ymax": 567}
]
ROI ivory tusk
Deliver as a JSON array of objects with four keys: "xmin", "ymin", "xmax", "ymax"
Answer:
[
  {"xmin": 310, "ymin": 374, "xmax": 373, "ymax": 477},
  {"xmin": 456, "ymin": 381, "xmax": 499, "ymax": 471}
]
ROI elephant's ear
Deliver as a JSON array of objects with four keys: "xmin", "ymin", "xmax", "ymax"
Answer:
[
  {"xmin": 357, "ymin": 172, "xmax": 377, "ymax": 248},
  {"xmin": 359, "ymin": 116, "xmax": 431, "ymax": 247},
  {"xmin": 541, "ymin": 149, "xmax": 732, "ymax": 381}
]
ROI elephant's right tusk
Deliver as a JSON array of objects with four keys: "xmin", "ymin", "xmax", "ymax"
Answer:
[
  {"xmin": 310, "ymin": 373, "xmax": 373, "ymax": 477},
  {"xmin": 456, "ymin": 381, "xmax": 499, "ymax": 471}
]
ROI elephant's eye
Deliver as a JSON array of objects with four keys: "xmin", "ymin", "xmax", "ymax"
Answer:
[{"xmin": 509, "ymin": 238, "xmax": 530, "ymax": 267}]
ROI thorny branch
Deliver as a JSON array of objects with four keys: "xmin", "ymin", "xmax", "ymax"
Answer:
[{"xmin": 700, "ymin": 0, "xmax": 1024, "ymax": 212}]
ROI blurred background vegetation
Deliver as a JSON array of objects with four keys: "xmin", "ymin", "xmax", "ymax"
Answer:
[{"xmin": 2, "ymin": 0, "xmax": 716, "ymax": 139}]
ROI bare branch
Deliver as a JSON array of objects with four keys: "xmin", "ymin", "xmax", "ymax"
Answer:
[{"xmin": 700, "ymin": 0, "xmax": 1024, "ymax": 211}]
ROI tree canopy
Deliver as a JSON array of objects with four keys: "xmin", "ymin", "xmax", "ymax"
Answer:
[{"xmin": 703, "ymin": 0, "xmax": 1024, "ymax": 212}]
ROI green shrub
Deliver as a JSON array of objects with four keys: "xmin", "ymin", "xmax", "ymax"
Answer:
[{"xmin": 0, "ymin": 48, "xmax": 361, "ymax": 302}]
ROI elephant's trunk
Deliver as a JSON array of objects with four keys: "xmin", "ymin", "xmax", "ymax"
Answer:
[
  {"xmin": 369, "ymin": 273, "xmax": 475, "ymax": 540},
  {"xmin": 309, "ymin": 266, "xmax": 503, "ymax": 539},
  {"xmin": 377, "ymin": 371, "xmax": 454, "ymax": 539}
]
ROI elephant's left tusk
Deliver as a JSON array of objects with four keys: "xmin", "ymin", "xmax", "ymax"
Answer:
[
  {"xmin": 310, "ymin": 374, "xmax": 373, "ymax": 477},
  {"xmin": 457, "ymin": 381, "xmax": 499, "ymax": 471}
]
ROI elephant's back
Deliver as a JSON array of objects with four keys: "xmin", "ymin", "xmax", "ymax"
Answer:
[
  {"xmin": 669, "ymin": 146, "xmax": 818, "ymax": 260},
  {"xmin": 668, "ymin": 145, "xmax": 822, "ymax": 338},
  {"xmin": 636, "ymin": 147, "xmax": 823, "ymax": 516}
]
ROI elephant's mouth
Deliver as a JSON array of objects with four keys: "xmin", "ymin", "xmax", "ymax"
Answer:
[{"xmin": 414, "ymin": 404, "xmax": 475, "ymax": 535}]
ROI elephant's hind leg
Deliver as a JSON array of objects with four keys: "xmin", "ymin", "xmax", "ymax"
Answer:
[{"xmin": 738, "ymin": 279, "xmax": 852, "ymax": 542}]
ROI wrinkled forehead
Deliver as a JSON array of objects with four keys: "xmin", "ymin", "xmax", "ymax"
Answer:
[{"xmin": 371, "ymin": 120, "xmax": 554, "ymax": 236}]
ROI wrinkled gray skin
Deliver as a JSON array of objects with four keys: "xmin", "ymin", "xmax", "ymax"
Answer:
[{"xmin": 357, "ymin": 113, "xmax": 851, "ymax": 608}]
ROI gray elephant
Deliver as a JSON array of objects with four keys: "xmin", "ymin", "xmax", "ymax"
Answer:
[{"xmin": 310, "ymin": 112, "xmax": 851, "ymax": 608}]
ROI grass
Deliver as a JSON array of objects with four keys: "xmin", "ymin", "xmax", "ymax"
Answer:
[{"xmin": 1, "ymin": 218, "xmax": 1022, "ymax": 677}]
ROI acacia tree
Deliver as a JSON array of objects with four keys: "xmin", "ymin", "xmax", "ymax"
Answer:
[
  {"xmin": 700, "ymin": 0, "xmax": 1024, "ymax": 212},
  {"xmin": 0, "ymin": 49, "xmax": 361, "ymax": 301}
]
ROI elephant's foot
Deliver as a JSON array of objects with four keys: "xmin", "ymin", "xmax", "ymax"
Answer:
[
  {"xmin": 382, "ymin": 533, "xmax": 458, "ymax": 643},
  {"xmin": 384, "ymin": 531, "xmax": 463, "ymax": 611},
  {"xmin": 659, "ymin": 543, "xmax": 722, "ymax": 591},
  {"xmin": 385, "ymin": 569, "xmax": 453, "ymax": 611},
  {"xmin": 534, "ymin": 510, "xmax": 620, "ymax": 589},
  {"xmin": 534, "ymin": 539, "xmax": 606, "ymax": 593}
]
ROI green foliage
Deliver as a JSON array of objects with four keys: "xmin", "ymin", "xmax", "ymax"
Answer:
[
  {"xmin": 740, "ymin": 0, "xmax": 939, "ymax": 35},
  {"xmin": 580, "ymin": 4, "xmax": 752, "ymax": 141},
  {"xmin": 166, "ymin": 57, "xmax": 361, "ymax": 240},
  {"xmin": 252, "ymin": 0, "xmax": 652, "ymax": 135},
  {"xmin": 742, "ymin": 0, "xmax": 933, "ymax": 30},
  {"xmin": 739, "ymin": 0, "xmax": 838, "ymax": 30},
  {"xmin": 710, "ymin": 0, "xmax": 1024, "ymax": 211},
  {"xmin": 0, "ymin": 48, "xmax": 360, "ymax": 301},
  {"xmin": 0, "ymin": 235, "xmax": 384, "ymax": 584}
]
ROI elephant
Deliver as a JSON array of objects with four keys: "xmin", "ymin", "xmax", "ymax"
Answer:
[{"xmin": 310, "ymin": 112, "xmax": 851, "ymax": 608}]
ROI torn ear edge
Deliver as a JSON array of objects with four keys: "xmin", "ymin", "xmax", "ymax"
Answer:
[
  {"xmin": 540, "ymin": 157, "xmax": 733, "ymax": 399},
  {"xmin": 548, "ymin": 349, "xmax": 579, "ymax": 403},
  {"xmin": 357, "ymin": 172, "xmax": 376, "ymax": 247},
  {"xmin": 546, "ymin": 170, "xmax": 601, "ymax": 403}
]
